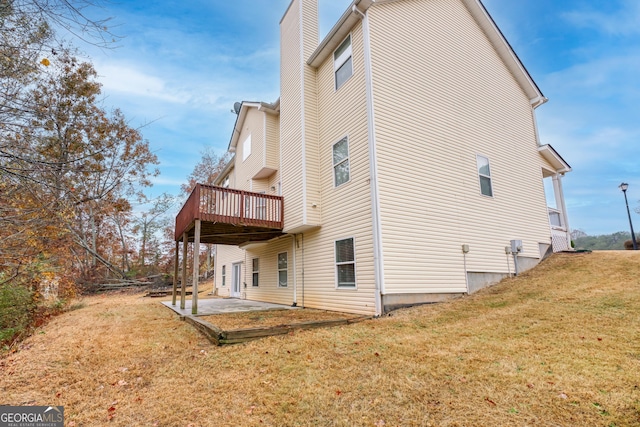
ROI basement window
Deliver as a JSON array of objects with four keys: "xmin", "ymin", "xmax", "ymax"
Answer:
[
  {"xmin": 278, "ymin": 252, "xmax": 288, "ymax": 288},
  {"xmin": 335, "ymin": 238, "xmax": 356, "ymax": 288},
  {"xmin": 252, "ymin": 258, "xmax": 259, "ymax": 287}
]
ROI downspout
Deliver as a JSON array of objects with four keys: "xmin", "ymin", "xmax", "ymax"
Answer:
[
  {"xmin": 301, "ymin": 233, "xmax": 305, "ymax": 308},
  {"xmin": 292, "ymin": 234, "xmax": 298, "ymax": 307},
  {"xmin": 243, "ymin": 247, "xmax": 247, "ymax": 299},
  {"xmin": 359, "ymin": 6, "xmax": 385, "ymax": 316}
]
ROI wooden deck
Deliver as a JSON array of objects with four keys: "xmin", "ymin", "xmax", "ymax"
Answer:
[{"xmin": 175, "ymin": 184, "xmax": 284, "ymax": 245}]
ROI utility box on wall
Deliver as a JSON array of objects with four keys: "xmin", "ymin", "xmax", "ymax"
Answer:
[{"xmin": 510, "ymin": 240, "xmax": 523, "ymax": 254}]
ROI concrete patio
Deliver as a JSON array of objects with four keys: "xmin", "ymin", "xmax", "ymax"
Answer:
[{"xmin": 161, "ymin": 297, "xmax": 298, "ymax": 317}]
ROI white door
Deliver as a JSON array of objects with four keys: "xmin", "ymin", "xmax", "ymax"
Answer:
[{"xmin": 231, "ymin": 263, "xmax": 242, "ymax": 298}]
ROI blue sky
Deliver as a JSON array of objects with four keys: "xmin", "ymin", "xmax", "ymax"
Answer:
[{"xmin": 81, "ymin": 0, "xmax": 640, "ymax": 235}]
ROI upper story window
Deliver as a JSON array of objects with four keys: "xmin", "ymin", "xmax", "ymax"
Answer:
[
  {"xmin": 222, "ymin": 175, "xmax": 230, "ymax": 188},
  {"xmin": 333, "ymin": 136, "xmax": 350, "ymax": 187},
  {"xmin": 476, "ymin": 155, "xmax": 493, "ymax": 197},
  {"xmin": 242, "ymin": 134, "xmax": 252, "ymax": 162},
  {"xmin": 334, "ymin": 35, "xmax": 353, "ymax": 90}
]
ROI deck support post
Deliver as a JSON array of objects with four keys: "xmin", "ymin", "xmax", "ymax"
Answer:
[
  {"xmin": 172, "ymin": 240, "xmax": 179, "ymax": 306},
  {"xmin": 192, "ymin": 219, "xmax": 201, "ymax": 315},
  {"xmin": 180, "ymin": 232, "xmax": 188, "ymax": 310}
]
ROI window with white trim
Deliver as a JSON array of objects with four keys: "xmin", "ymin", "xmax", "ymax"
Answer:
[
  {"xmin": 476, "ymin": 155, "xmax": 493, "ymax": 197},
  {"xmin": 252, "ymin": 258, "xmax": 259, "ymax": 287},
  {"xmin": 242, "ymin": 134, "xmax": 252, "ymax": 161},
  {"xmin": 334, "ymin": 35, "xmax": 353, "ymax": 90},
  {"xmin": 277, "ymin": 252, "xmax": 288, "ymax": 288},
  {"xmin": 333, "ymin": 137, "xmax": 350, "ymax": 187},
  {"xmin": 335, "ymin": 238, "xmax": 356, "ymax": 288},
  {"xmin": 222, "ymin": 175, "xmax": 230, "ymax": 188},
  {"xmin": 221, "ymin": 265, "xmax": 226, "ymax": 287}
]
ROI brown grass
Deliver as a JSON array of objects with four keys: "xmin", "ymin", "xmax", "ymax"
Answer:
[
  {"xmin": 201, "ymin": 308, "xmax": 364, "ymax": 330},
  {"xmin": 1, "ymin": 251, "xmax": 640, "ymax": 426}
]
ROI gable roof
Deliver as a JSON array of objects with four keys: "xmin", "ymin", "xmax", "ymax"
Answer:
[
  {"xmin": 539, "ymin": 144, "xmax": 572, "ymax": 174},
  {"xmin": 228, "ymin": 100, "xmax": 280, "ymax": 153},
  {"xmin": 307, "ymin": 0, "xmax": 546, "ymax": 108}
]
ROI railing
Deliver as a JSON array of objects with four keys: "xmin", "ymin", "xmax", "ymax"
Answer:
[{"xmin": 175, "ymin": 184, "xmax": 284, "ymax": 241}]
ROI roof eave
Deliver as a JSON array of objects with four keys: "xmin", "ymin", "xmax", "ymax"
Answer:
[
  {"xmin": 227, "ymin": 101, "xmax": 270, "ymax": 153},
  {"xmin": 462, "ymin": 0, "xmax": 545, "ymax": 106},
  {"xmin": 308, "ymin": 0, "xmax": 546, "ymax": 107},
  {"xmin": 213, "ymin": 155, "xmax": 236, "ymax": 186},
  {"xmin": 539, "ymin": 144, "xmax": 572, "ymax": 174},
  {"xmin": 308, "ymin": 0, "xmax": 376, "ymax": 68}
]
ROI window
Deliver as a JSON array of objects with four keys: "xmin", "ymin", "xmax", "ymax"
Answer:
[
  {"xmin": 222, "ymin": 175, "xmax": 230, "ymax": 188},
  {"xmin": 335, "ymin": 238, "xmax": 356, "ymax": 288},
  {"xmin": 334, "ymin": 35, "xmax": 353, "ymax": 90},
  {"xmin": 252, "ymin": 258, "xmax": 259, "ymax": 287},
  {"xmin": 277, "ymin": 252, "xmax": 288, "ymax": 287},
  {"xmin": 242, "ymin": 134, "xmax": 252, "ymax": 161},
  {"xmin": 333, "ymin": 137, "xmax": 350, "ymax": 187},
  {"xmin": 476, "ymin": 155, "xmax": 493, "ymax": 197},
  {"xmin": 221, "ymin": 265, "xmax": 226, "ymax": 287}
]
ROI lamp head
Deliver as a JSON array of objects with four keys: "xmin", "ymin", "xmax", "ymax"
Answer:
[{"xmin": 620, "ymin": 182, "xmax": 629, "ymax": 192}]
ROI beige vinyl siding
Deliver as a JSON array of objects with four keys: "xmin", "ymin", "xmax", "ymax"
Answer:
[
  {"xmin": 269, "ymin": 171, "xmax": 282, "ymax": 199},
  {"xmin": 243, "ymin": 237, "xmax": 295, "ymax": 305},
  {"xmin": 265, "ymin": 113, "xmax": 280, "ymax": 174},
  {"xmin": 280, "ymin": 0, "xmax": 305, "ymax": 230},
  {"xmin": 300, "ymin": 0, "xmax": 322, "ymax": 227},
  {"xmin": 368, "ymin": 0, "xmax": 551, "ymax": 294},
  {"xmin": 302, "ymin": 20, "xmax": 376, "ymax": 315},
  {"xmin": 234, "ymin": 108, "xmax": 265, "ymax": 192},
  {"xmin": 214, "ymin": 244, "xmax": 245, "ymax": 297},
  {"xmin": 280, "ymin": 0, "xmax": 322, "ymax": 232}
]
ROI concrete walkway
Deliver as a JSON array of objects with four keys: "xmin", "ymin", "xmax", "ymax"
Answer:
[{"xmin": 161, "ymin": 297, "xmax": 298, "ymax": 317}]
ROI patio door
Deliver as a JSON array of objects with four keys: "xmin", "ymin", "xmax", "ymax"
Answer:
[{"xmin": 231, "ymin": 263, "xmax": 242, "ymax": 298}]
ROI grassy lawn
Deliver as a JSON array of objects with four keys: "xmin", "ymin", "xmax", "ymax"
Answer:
[{"xmin": 1, "ymin": 251, "xmax": 639, "ymax": 426}]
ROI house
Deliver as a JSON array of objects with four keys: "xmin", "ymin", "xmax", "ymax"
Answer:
[{"xmin": 173, "ymin": 0, "xmax": 572, "ymax": 316}]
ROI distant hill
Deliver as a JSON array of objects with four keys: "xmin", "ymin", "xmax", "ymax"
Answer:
[{"xmin": 572, "ymin": 231, "xmax": 635, "ymax": 251}]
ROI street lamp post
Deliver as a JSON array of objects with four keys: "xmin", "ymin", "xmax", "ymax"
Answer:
[{"xmin": 619, "ymin": 183, "xmax": 638, "ymax": 250}]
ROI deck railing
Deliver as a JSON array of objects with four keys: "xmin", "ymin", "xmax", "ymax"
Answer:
[{"xmin": 175, "ymin": 184, "xmax": 284, "ymax": 240}]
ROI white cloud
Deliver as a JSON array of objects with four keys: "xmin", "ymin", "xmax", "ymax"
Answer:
[
  {"xmin": 95, "ymin": 62, "xmax": 189, "ymax": 103},
  {"xmin": 563, "ymin": 0, "xmax": 640, "ymax": 36}
]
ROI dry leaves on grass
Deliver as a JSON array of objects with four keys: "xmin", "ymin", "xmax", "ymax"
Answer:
[{"xmin": 1, "ymin": 252, "xmax": 639, "ymax": 426}]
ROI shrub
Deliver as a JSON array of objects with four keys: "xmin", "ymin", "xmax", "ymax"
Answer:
[{"xmin": 0, "ymin": 284, "xmax": 36, "ymax": 345}]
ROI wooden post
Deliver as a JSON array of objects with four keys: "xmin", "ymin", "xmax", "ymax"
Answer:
[
  {"xmin": 180, "ymin": 232, "xmax": 188, "ymax": 310},
  {"xmin": 172, "ymin": 240, "xmax": 179, "ymax": 306},
  {"xmin": 192, "ymin": 219, "xmax": 201, "ymax": 315}
]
